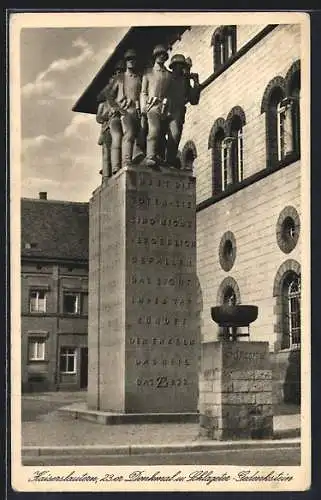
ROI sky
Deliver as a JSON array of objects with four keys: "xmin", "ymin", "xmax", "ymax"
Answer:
[{"xmin": 20, "ymin": 27, "xmax": 128, "ymax": 202}]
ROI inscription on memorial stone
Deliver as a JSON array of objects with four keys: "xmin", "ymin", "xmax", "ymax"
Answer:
[
  {"xmin": 88, "ymin": 168, "xmax": 199, "ymax": 414},
  {"xmin": 125, "ymin": 169, "xmax": 199, "ymax": 413}
]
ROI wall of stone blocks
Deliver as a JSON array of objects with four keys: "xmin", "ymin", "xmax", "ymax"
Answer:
[
  {"xmin": 199, "ymin": 341, "xmax": 273, "ymax": 440},
  {"xmin": 171, "ymin": 24, "xmax": 301, "ymax": 204},
  {"xmin": 170, "ymin": 24, "xmax": 302, "ymax": 358},
  {"xmin": 197, "ymin": 162, "xmax": 301, "ymax": 348}
]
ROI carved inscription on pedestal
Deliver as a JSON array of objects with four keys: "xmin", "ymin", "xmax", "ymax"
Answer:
[{"xmin": 125, "ymin": 169, "xmax": 199, "ymax": 413}]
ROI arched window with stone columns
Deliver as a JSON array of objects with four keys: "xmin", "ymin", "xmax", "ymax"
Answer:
[
  {"xmin": 226, "ymin": 106, "xmax": 246, "ymax": 183},
  {"xmin": 211, "ymin": 26, "xmax": 237, "ymax": 71},
  {"xmin": 261, "ymin": 76, "xmax": 287, "ymax": 168},
  {"xmin": 273, "ymin": 259, "xmax": 301, "ymax": 351}
]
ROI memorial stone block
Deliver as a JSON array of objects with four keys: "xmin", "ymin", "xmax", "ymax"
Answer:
[
  {"xmin": 88, "ymin": 167, "xmax": 200, "ymax": 414},
  {"xmin": 199, "ymin": 341, "xmax": 273, "ymax": 440}
]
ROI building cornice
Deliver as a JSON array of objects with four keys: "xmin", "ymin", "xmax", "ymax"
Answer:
[{"xmin": 21, "ymin": 256, "xmax": 88, "ymax": 266}]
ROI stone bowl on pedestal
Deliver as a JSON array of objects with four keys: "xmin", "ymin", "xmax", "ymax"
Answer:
[{"xmin": 211, "ymin": 305, "xmax": 258, "ymax": 327}]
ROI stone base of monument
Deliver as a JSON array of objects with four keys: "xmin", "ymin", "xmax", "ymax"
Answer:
[
  {"xmin": 87, "ymin": 165, "xmax": 200, "ymax": 420},
  {"xmin": 58, "ymin": 402, "xmax": 199, "ymax": 425},
  {"xmin": 199, "ymin": 341, "xmax": 273, "ymax": 440}
]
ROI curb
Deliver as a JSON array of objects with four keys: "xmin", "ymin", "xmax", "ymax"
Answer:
[{"xmin": 22, "ymin": 438, "xmax": 300, "ymax": 457}]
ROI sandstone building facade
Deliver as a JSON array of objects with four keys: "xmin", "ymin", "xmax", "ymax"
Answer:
[
  {"xmin": 74, "ymin": 23, "xmax": 302, "ymax": 405},
  {"xmin": 175, "ymin": 24, "xmax": 302, "ymax": 404}
]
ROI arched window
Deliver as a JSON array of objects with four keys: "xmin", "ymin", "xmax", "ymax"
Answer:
[
  {"xmin": 210, "ymin": 115, "xmax": 246, "ymax": 195},
  {"xmin": 222, "ymin": 285, "xmax": 237, "ymax": 340},
  {"xmin": 217, "ymin": 277, "xmax": 241, "ymax": 341},
  {"xmin": 223, "ymin": 286, "xmax": 237, "ymax": 306},
  {"xmin": 262, "ymin": 63, "xmax": 301, "ymax": 169},
  {"xmin": 281, "ymin": 272, "xmax": 301, "ymax": 350},
  {"xmin": 209, "ymin": 118, "xmax": 227, "ymax": 195},
  {"xmin": 181, "ymin": 140, "xmax": 197, "ymax": 172},
  {"xmin": 211, "ymin": 26, "xmax": 236, "ymax": 71}
]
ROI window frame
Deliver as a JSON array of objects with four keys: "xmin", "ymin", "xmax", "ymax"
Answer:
[
  {"xmin": 237, "ymin": 128, "xmax": 244, "ymax": 182},
  {"xmin": 212, "ymin": 25, "xmax": 237, "ymax": 71},
  {"xmin": 262, "ymin": 66, "xmax": 300, "ymax": 170},
  {"xmin": 29, "ymin": 289, "xmax": 47, "ymax": 313},
  {"xmin": 281, "ymin": 273, "xmax": 301, "ymax": 350},
  {"xmin": 276, "ymin": 100, "xmax": 293, "ymax": 162},
  {"xmin": 221, "ymin": 140, "xmax": 230, "ymax": 191},
  {"xmin": 62, "ymin": 290, "xmax": 88, "ymax": 316},
  {"xmin": 59, "ymin": 346, "xmax": 77, "ymax": 374},
  {"xmin": 181, "ymin": 140, "xmax": 197, "ymax": 172},
  {"xmin": 287, "ymin": 277, "xmax": 301, "ymax": 349},
  {"xmin": 28, "ymin": 339, "xmax": 46, "ymax": 361}
]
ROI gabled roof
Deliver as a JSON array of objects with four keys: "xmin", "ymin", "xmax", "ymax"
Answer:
[
  {"xmin": 21, "ymin": 198, "xmax": 89, "ymax": 262},
  {"xmin": 72, "ymin": 25, "xmax": 189, "ymax": 114}
]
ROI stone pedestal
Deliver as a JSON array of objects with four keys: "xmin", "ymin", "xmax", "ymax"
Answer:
[
  {"xmin": 88, "ymin": 166, "xmax": 200, "ymax": 415},
  {"xmin": 199, "ymin": 341, "xmax": 273, "ymax": 440}
]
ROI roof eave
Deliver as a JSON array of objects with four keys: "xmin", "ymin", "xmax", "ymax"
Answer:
[{"xmin": 72, "ymin": 25, "xmax": 190, "ymax": 115}]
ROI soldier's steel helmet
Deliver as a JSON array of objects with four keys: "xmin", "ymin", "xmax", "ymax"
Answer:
[
  {"xmin": 169, "ymin": 54, "xmax": 187, "ymax": 69},
  {"xmin": 185, "ymin": 57, "xmax": 193, "ymax": 67},
  {"xmin": 124, "ymin": 49, "xmax": 137, "ymax": 60},
  {"xmin": 114, "ymin": 60, "xmax": 125, "ymax": 71},
  {"xmin": 152, "ymin": 44, "xmax": 169, "ymax": 60}
]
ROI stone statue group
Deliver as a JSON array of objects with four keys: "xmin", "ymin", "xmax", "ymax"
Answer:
[{"xmin": 96, "ymin": 44, "xmax": 201, "ymax": 179}]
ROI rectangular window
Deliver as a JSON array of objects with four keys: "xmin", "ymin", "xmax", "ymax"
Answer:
[
  {"xmin": 63, "ymin": 292, "xmax": 79, "ymax": 314},
  {"xmin": 277, "ymin": 102, "xmax": 293, "ymax": 161},
  {"xmin": 63, "ymin": 291, "xmax": 88, "ymax": 315},
  {"xmin": 29, "ymin": 290, "xmax": 47, "ymax": 313},
  {"xmin": 60, "ymin": 347, "xmax": 77, "ymax": 374},
  {"xmin": 28, "ymin": 340, "xmax": 45, "ymax": 361},
  {"xmin": 221, "ymin": 142, "xmax": 232, "ymax": 191},
  {"xmin": 219, "ymin": 41, "xmax": 225, "ymax": 65},
  {"xmin": 227, "ymin": 33, "xmax": 234, "ymax": 58},
  {"xmin": 237, "ymin": 129, "xmax": 244, "ymax": 182},
  {"xmin": 289, "ymin": 295, "xmax": 301, "ymax": 348}
]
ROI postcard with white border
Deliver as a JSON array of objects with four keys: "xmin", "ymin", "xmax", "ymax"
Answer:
[{"xmin": 10, "ymin": 10, "xmax": 311, "ymax": 493}]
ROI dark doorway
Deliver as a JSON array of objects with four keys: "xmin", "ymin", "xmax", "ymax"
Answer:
[{"xmin": 80, "ymin": 347, "xmax": 88, "ymax": 389}]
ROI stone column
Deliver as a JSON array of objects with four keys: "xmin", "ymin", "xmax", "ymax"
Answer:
[
  {"xmin": 199, "ymin": 341, "xmax": 273, "ymax": 440},
  {"xmin": 88, "ymin": 166, "xmax": 200, "ymax": 414}
]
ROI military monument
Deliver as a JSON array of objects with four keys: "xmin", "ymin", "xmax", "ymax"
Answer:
[
  {"xmin": 72, "ymin": 36, "xmax": 273, "ymax": 438},
  {"xmin": 88, "ymin": 46, "xmax": 202, "ymax": 418}
]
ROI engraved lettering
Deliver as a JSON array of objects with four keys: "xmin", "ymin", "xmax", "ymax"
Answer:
[{"xmin": 136, "ymin": 377, "xmax": 189, "ymax": 387}]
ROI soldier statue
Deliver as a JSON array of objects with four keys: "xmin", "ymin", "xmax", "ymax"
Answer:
[
  {"xmin": 96, "ymin": 60, "xmax": 125, "ymax": 179},
  {"xmin": 165, "ymin": 54, "xmax": 191, "ymax": 168},
  {"xmin": 184, "ymin": 56, "xmax": 201, "ymax": 105},
  {"xmin": 165, "ymin": 54, "xmax": 201, "ymax": 169},
  {"xmin": 141, "ymin": 44, "xmax": 172, "ymax": 168},
  {"xmin": 106, "ymin": 49, "xmax": 143, "ymax": 170}
]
